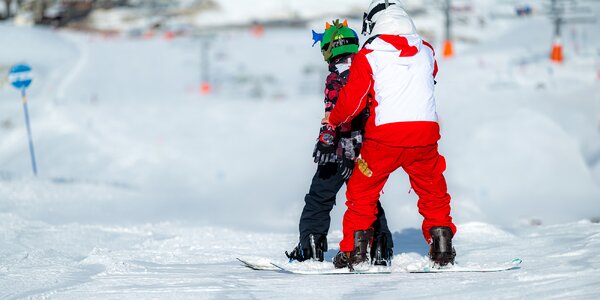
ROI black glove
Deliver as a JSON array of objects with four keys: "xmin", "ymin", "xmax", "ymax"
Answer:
[
  {"xmin": 313, "ymin": 125, "xmax": 337, "ymax": 165},
  {"xmin": 339, "ymin": 156, "xmax": 355, "ymax": 181},
  {"xmin": 337, "ymin": 137, "xmax": 356, "ymax": 180}
]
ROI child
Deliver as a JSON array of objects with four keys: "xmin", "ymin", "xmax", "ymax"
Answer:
[{"xmin": 285, "ymin": 20, "xmax": 393, "ymax": 266}]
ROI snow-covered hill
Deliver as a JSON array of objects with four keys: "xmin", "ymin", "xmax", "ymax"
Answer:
[{"xmin": 1, "ymin": 0, "xmax": 599, "ymax": 298}]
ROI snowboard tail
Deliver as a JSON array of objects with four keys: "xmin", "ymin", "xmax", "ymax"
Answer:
[{"xmin": 408, "ymin": 258, "xmax": 522, "ymax": 273}]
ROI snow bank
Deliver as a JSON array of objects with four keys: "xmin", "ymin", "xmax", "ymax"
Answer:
[{"xmin": 453, "ymin": 108, "xmax": 600, "ymax": 225}]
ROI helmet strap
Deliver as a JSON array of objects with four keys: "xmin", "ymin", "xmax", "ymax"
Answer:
[{"xmin": 363, "ymin": 1, "xmax": 396, "ymax": 35}]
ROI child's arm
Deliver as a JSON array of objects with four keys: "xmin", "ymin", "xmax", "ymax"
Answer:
[{"xmin": 323, "ymin": 71, "xmax": 344, "ymax": 113}]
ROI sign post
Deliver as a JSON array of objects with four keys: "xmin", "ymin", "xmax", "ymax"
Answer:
[{"xmin": 8, "ymin": 64, "xmax": 38, "ymax": 176}]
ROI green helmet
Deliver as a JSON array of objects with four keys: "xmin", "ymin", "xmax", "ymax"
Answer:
[{"xmin": 320, "ymin": 20, "xmax": 359, "ymax": 62}]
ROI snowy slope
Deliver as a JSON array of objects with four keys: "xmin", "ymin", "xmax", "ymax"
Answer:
[
  {"xmin": 190, "ymin": 0, "xmax": 367, "ymax": 27},
  {"xmin": 1, "ymin": 216, "xmax": 599, "ymax": 299},
  {"xmin": 1, "ymin": 0, "xmax": 600, "ymax": 298}
]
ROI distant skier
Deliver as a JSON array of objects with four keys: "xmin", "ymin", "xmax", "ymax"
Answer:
[
  {"xmin": 285, "ymin": 20, "xmax": 394, "ymax": 266},
  {"xmin": 323, "ymin": 0, "xmax": 457, "ymax": 269}
]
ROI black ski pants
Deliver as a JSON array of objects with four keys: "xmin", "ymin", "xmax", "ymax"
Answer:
[{"xmin": 299, "ymin": 163, "xmax": 393, "ymax": 251}]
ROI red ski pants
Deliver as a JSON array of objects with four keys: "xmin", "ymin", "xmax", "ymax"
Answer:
[{"xmin": 339, "ymin": 140, "xmax": 456, "ymax": 252}]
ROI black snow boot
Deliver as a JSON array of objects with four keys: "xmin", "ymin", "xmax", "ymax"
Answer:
[
  {"xmin": 350, "ymin": 229, "xmax": 373, "ymax": 265},
  {"xmin": 429, "ymin": 226, "xmax": 456, "ymax": 266},
  {"xmin": 333, "ymin": 229, "xmax": 374, "ymax": 270},
  {"xmin": 332, "ymin": 251, "xmax": 351, "ymax": 269},
  {"xmin": 286, "ymin": 234, "xmax": 326, "ymax": 262},
  {"xmin": 371, "ymin": 234, "xmax": 393, "ymax": 266}
]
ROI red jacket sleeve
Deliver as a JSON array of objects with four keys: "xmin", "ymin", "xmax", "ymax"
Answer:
[
  {"xmin": 328, "ymin": 50, "xmax": 374, "ymax": 127},
  {"xmin": 422, "ymin": 40, "xmax": 438, "ymax": 78}
]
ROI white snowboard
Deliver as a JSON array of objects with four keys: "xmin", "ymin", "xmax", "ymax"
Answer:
[
  {"xmin": 407, "ymin": 258, "xmax": 522, "ymax": 273},
  {"xmin": 236, "ymin": 257, "xmax": 279, "ymax": 271},
  {"xmin": 237, "ymin": 257, "xmax": 522, "ymax": 274},
  {"xmin": 270, "ymin": 261, "xmax": 392, "ymax": 275}
]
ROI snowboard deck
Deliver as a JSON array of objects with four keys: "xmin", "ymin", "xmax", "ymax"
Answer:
[
  {"xmin": 408, "ymin": 258, "xmax": 522, "ymax": 273},
  {"xmin": 237, "ymin": 257, "xmax": 522, "ymax": 274},
  {"xmin": 270, "ymin": 262, "xmax": 392, "ymax": 275},
  {"xmin": 236, "ymin": 258, "xmax": 279, "ymax": 271}
]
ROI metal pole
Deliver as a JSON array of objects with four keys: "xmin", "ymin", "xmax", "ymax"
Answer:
[
  {"xmin": 442, "ymin": 0, "xmax": 454, "ymax": 58},
  {"xmin": 198, "ymin": 35, "xmax": 213, "ymax": 94},
  {"xmin": 21, "ymin": 89, "xmax": 38, "ymax": 176},
  {"xmin": 445, "ymin": 0, "xmax": 451, "ymax": 42},
  {"xmin": 201, "ymin": 38, "xmax": 210, "ymax": 84},
  {"xmin": 552, "ymin": 0, "xmax": 561, "ymax": 38}
]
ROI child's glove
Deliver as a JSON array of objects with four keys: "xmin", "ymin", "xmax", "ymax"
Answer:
[
  {"xmin": 338, "ymin": 137, "xmax": 358, "ymax": 180},
  {"xmin": 313, "ymin": 125, "xmax": 337, "ymax": 165},
  {"xmin": 339, "ymin": 156, "xmax": 355, "ymax": 181}
]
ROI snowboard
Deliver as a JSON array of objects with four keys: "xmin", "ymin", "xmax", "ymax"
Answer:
[
  {"xmin": 270, "ymin": 262, "xmax": 392, "ymax": 275},
  {"xmin": 237, "ymin": 257, "xmax": 522, "ymax": 274},
  {"xmin": 407, "ymin": 258, "xmax": 522, "ymax": 273},
  {"xmin": 236, "ymin": 257, "xmax": 279, "ymax": 271}
]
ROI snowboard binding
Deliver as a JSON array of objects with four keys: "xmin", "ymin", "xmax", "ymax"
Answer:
[
  {"xmin": 429, "ymin": 226, "xmax": 456, "ymax": 267},
  {"xmin": 371, "ymin": 233, "xmax": 393, "ymax": 266},
  {"xmin": 286, "ymin": 234, "xmax": 327, "ymax": 262},
  {"xmin": 333, "ymin": 229, "xmax": 373, "ymax": 270}
]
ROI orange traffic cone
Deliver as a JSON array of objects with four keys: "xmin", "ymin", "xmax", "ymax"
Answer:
[
  {"xmin": 164, "ymin": 31, "xmax": 175, "ymax": 41},
  {"xmin": 252, "ymin": 24, "xmax": 265, "ymax": 38},
  {"xmin": 550, "ymin": 41, "xmax": 563, "ymax": 63},
  {"xmin": 144, "ymin": 31, "xmax": 155, "ymax": 40},
  {"xmin": 443, "ymin": 39, "xmax": 454, "ymax": 59},
  {"xmin": 200, "ymin": 82, "xmax": 212, "ymax": 95}
]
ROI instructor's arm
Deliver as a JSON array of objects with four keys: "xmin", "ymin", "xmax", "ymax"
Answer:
[{"xmin": 327, "ymin": 50, "xmax": 374, "ymax": 127}]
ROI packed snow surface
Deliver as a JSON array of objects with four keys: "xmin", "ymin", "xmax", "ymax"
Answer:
[{"xmin": 1, "ymin": 0, "xmax": 600, "ymax": 298}]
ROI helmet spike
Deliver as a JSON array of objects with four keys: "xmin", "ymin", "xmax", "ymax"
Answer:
[
  {"xmin": 325, "ymin": 22, "xmax": 331, "ymax": 29},
  {"xmin": 343, "ymin": 19, "xmax": 348, "ymax": 26},
  {"xmin": 311, "ymin": 30, "xmax": 324, "ymax": 47}
]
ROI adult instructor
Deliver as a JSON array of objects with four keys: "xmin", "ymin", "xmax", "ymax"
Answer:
[{"xmin": 324, "ymin": 0, "xmax": 457, "ymax": 269}]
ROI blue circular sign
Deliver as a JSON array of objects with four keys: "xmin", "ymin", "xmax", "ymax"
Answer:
[{"xmin": 8, "ymin": 64, "xmax": 33, "ymax": 90}]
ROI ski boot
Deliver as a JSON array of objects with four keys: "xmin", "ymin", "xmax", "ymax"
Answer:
[
  {"xmin": 371, "ymin": 233, "xmax": 393, "ymax": 266},
  {"xmin": 333, "ymin": 229, "xmax": 373, "ymax": 270},
  {"xmin": 286, "ymin": 234, "xmax": 326, "ymax": 262},
  {"xmin": 429, "ymin": 226, "xmax": 456, "ymax": 267}
]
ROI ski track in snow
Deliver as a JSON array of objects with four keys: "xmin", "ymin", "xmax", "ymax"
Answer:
[
  {"xmin": 1, "ymin": 0, "xmax": 600, "ymax": 298},
  {"xmin": 54, "ymin": 32, "xmax": 90, "ymax": 101}
]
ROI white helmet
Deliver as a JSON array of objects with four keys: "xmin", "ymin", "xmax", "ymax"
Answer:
[{"xmin": 362, "ymin": 0, "xmax": 416, "ymax": 36}]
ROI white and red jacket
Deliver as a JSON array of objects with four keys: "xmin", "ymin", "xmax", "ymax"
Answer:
[{"xmin": 329, "ymin": 34, "xmax": 440, "ymax": 147}]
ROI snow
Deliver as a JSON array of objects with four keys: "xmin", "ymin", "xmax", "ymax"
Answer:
[
  {"xmin": 190, "ymin": 0, "xmax": 368, "ymax": 27},
  {"xmin": 1, "ymin": 217, "xmax": 599, "ymax": 298},
  {"xmin": 1, "ymin": 0, "xmax": 600, "ymax": 298}
]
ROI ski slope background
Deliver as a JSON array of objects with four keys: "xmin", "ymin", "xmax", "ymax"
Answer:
[{"xmin": 1, "ymin": 1, "xmax": 600, "ymax": 299}]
